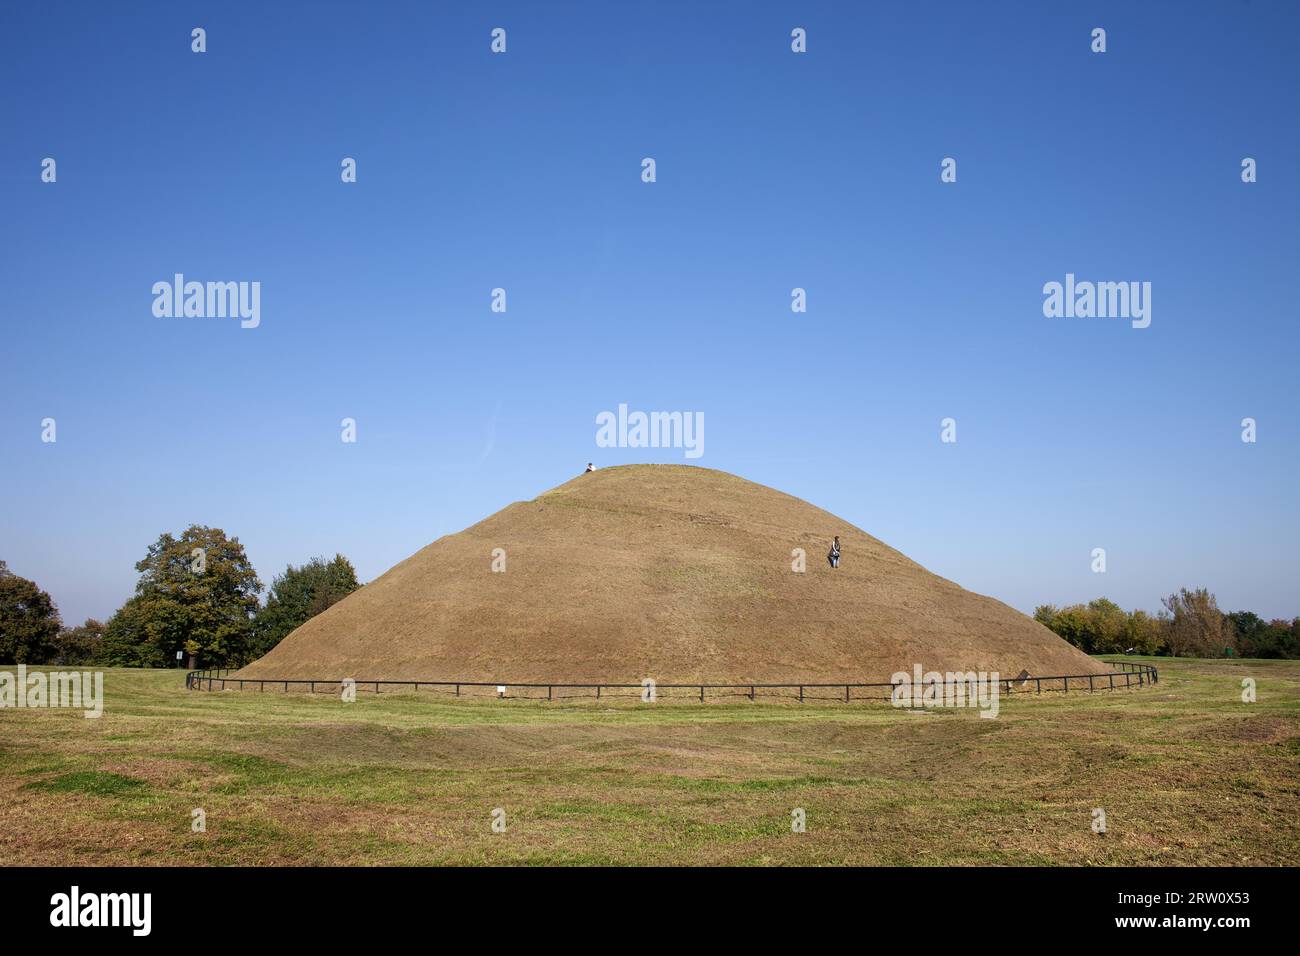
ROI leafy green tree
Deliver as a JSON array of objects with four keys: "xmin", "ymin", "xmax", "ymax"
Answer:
[
  {"xmin": 0, "ymin": 560, "xmax": 63, "ymax": 664},
  {"xmin": 1084, "ymin": 598, "xmax": 1128, "ymax": 654},
  {"xmin": 1277, "ymin": 619, "xmax": 1300, "ymax": 659},
  {"xmin": 1122, "ymin": 609, "xmax": 1167, "ymax": 656},
  {"xmin": 252, "ymin": 555, "xmax": 360, "ymax": 658},
  {"xmin": 1227, "ymin": 611, "xmax": 1300, "ymax": 659},
  {"xmin": 101, "ymin": 526, "xmax": 262, "ymax": 668},
  {"xmin": 1053, "ymin": 605, "xmax": 1093, "ymax": 650},
  {"xmin": 1036, "ymin": 602, "xmax": 1106, "ymax": 653},
  {"xmin": 1227, "ymin": 610, "xmax": 1269, "ymax": 657},
  {"xmin": 1033, "ymin": 604, "xmax": 1059, "ymax": 629},
  {"xmin": 51, "ymin": 619, "xmax": 106, "ymax": 666}
]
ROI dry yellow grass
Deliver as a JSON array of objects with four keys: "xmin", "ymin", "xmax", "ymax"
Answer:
[{"xmin": 236, "ymin": 465, "xmax": 1106, "ymax": 683}]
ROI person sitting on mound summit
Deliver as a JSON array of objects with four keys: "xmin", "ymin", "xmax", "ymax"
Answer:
[{"xmin": 828, "ymin": 536, "xmax": 841, "ymax": 569}]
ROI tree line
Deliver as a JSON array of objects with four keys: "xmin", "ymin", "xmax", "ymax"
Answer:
[
  {"xmin": 0, "ymin": 525, "xmax": 359, "ymax": 668},
  {"xmin": 1034, "ymin": 588, "xmax": 1300, "ymax": 659}
]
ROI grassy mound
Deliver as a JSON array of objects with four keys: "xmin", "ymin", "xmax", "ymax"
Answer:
[{"xmin": 236, "ymin": 465, "xmax": 1107, "ymax": 683}]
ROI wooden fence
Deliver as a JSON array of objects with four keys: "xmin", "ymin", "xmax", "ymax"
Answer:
[{"xmin": 185, "ymin": 660, "xmax": 1158, "ymax": 702}]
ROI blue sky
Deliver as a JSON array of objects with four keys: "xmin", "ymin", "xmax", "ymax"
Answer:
[{"xmin": 2, "ymin": 1, "xmax": 1297, "ymax": 627}]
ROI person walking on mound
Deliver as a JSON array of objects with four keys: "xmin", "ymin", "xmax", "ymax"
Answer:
[{"xmin": 828, "ymin": 536, "xmax": 841, "ymax": 569}]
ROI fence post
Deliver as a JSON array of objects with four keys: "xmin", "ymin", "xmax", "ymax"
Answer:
[
  {"xmin": 845, "ymin": 685, "xmax": 850, "ymax": 703},
  {"xmin": 1088, "ymin": 675, "xmax": 1094, "ymax": 692},
  {"xmin": 699, "ymin": 685, "xmax": 704, "ymax": 702},
  {"xmin": 455, "ymin": 683, "xmax": 460, "ymax": 697},
  {"xmin": 548, "ymin": 685, "xmax": 552, "ymax": 701},
  {"xmin": 1035, "ymin": 678, "xmax": 1041, "ymax": 695},
  {"xmin": 596, "ymin": 686, "xmax": 601, "ymax": 700},
  {"xmin": 1063, "ymin": 677, "xmax": 1068, "ymax": 693},
  {"xmin": 799, "ymin": 686, "xmax": 804, "ymax": 703},
  {"xmin": 749, "ymin": 685, "xmax": 755, "ymax": 701}
]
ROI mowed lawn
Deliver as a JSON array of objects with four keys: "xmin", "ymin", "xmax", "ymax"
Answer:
[{"xmin": 1, "ymin": 658, "xmax": 1297, "ymax": 865}]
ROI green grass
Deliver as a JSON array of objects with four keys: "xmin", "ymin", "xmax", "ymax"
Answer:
[
  {"xmin": 0, "ymin": 656, "xmax": 1297, "ymax": 865},
  {"xmin": 25, "ymin": 770, "xmax": 151, "ymax": 798}
]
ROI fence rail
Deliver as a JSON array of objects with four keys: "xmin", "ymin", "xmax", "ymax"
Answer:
[{"xmin": 185, "ymin": 660, "xmax": 1158, "ymax": 702}]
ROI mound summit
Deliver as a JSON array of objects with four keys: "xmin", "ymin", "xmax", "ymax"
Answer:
[{"xmin": 236, "ymin": 465, "xmax": 1107, "ymax": 683}]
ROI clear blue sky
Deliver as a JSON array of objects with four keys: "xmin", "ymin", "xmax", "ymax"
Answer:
[{"xmin": 2, "ymin": 1, "xmax": 1297, "ymax": 627}]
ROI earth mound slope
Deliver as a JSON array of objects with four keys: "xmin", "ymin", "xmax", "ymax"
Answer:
[{"xmin": 235, "ymin": 465, "xmax": 1107, "ymax": 683}]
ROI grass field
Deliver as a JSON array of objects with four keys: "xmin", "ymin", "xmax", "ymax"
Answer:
[{"xmin": 2, "ymin": 657, "xmax": 1297, "ymax": 865}]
